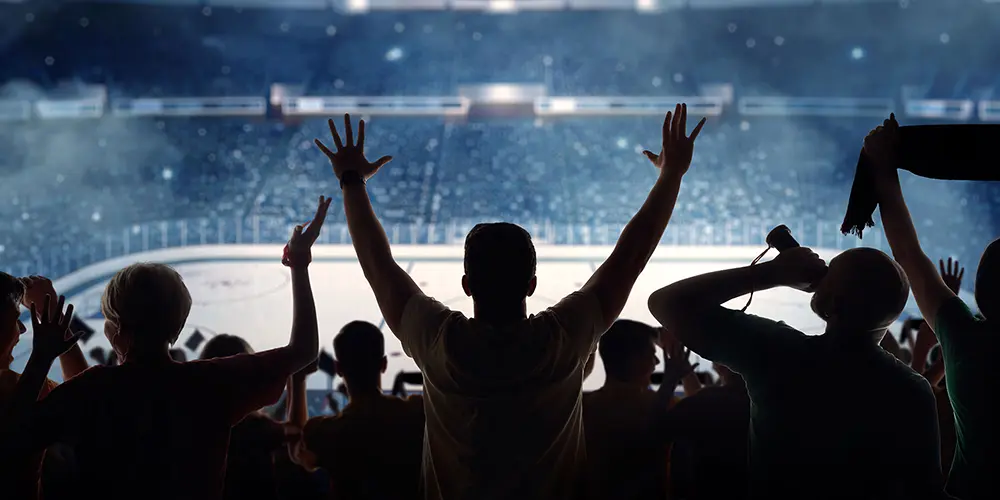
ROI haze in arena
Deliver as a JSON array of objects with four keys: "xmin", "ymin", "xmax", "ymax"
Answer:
[{"xmin": 0, "ymin": 0, "xmax": 996, "ymax": 406}]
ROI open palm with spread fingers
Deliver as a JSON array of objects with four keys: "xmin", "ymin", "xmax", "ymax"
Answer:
[
  {"xmin": 285, "ymin": 196, "xmax": 332, "ymax": 264},
  {"xmin": 315, "ymin": 114, "xmax": 393, "ymax": 181},
  {"xmin": 939, "ymin": 257, "xmax": 964, "ymax": 295},
  {"xmin": 30, "ymin": 294, "xmax": 82, "ymax": 362},
  {"xmin": 643, "ymin": 103, "xmax": 707, "ymax": 178}
]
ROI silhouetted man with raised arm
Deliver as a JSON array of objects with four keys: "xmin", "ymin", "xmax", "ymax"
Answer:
[
  {"xmin": 866, "ymin": 114, "xmax": 999, "ymax": 499},
  {"xmin": 316, "ymin": 105, "xmax": 705, "ymax": 500},
  {"xmin": 648, "ymin": 245, "xmax": 949, "ymax": 500}
]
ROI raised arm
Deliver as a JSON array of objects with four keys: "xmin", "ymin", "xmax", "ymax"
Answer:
[
  {"xmin": 580, "ymin": 104, "xmax": 706, "ymax": 331},
  {"xmin": 20, "ymin": 276, "xmax": 88, "ymax": 380},
  {"xmin": 1, "ymin": 295, "xmax": 82, "ymax": 454},
  {"xmin": 648, "ymin": 247, "xmax": 826, "ymax": 356},
  {"xmin": 316, "ymin": 115, "xmax": 421, "ymax": 337},
  {"xmin": 865, "ymin": 115, "xmax": 956, "ymax": 329},
  {"xmin": 283, "ymin": 197, "xmax": 329, "ymax": 370},
  {"xmin": 286, "ymin": 362, "xmax": 319, "ymax": 470}
]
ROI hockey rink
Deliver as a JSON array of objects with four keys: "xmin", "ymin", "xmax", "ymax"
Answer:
[{"xmin": 13, "ymin": 244, "xmax": 941, "ymax": 391}]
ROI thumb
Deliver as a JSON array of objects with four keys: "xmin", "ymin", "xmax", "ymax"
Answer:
[
  {"xmin": 642, "ymin": 150, "xmax": 658, "ymax": 163},
  {"xmin": 372, "ymin": 156, "xmax": 393, "ymax": 170}
]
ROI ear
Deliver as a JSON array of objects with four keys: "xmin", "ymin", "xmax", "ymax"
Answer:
[
  {"xmin": 526, "ymin": 276, "xmax": 537, "ymax": 297},
  {"xmin": 380, "ymin": 356, "xmax": 388, "ymax": 374},
  {"xmin": 462, "ymin": 275, "xmax": 472, "ymax": 297}
]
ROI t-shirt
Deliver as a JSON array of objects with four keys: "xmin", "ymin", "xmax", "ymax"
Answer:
[
  {"xmin": 399, "ymin": 292, "xmax": 604, "ymax": 500},
  {"xmin": 666, "ymin": 383, "xmax": 750, "ymax": 500},
  {"xmin": 582, "ymin": 388, "xmax": 670, "ymax": 500},
  {"xmin": 0, "ymin": 370, "xmax": 59, "ymax": 500},
  {"xmin": 933, "ymin": 297, "xmax": 999, "ymax": 499},
  {"xmin": 16, "ymin": 350, "xmax": 293, "ymax": 500},
  {"xmin": 302, "ymin": 394, "xmax": 425, "ymax": 500},
  {"xmin": 224, "ymin": 412, "xmax": 287, "ymax": 500},
  {"xmin": 686, "ymin": 306, "xmax": 944, "ymax": 500}
]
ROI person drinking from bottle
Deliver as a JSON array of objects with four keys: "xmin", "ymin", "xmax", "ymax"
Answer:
[{"xmin": 647, "ymin": 245, "xmax": 950, "ymax": 500}]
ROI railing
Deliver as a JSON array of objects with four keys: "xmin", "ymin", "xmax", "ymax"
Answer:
[{"xmin": 2, "ymin": 216, "xmax": 888, "ymax": 279}]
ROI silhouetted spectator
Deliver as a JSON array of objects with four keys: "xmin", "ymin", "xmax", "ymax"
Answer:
[
  {"xmin": 320, "ymin": 108, "xmax": 704, "ymax": 499},
  {"xmin": 289, "ymin": 321, "xmax": 424, "ymax": 500},
  {"xmin": 0, "ymin": 275, "xmax": 88, "ymax": 500},
  {"xmin": 582, "ymin": 320, "xmax": 694, "ymax": 500},
  {"xmin": 649, "ymin": 245, "xmax": 947, "ymax": 499},
  {"xmin": 0, "ymin": 196, "xmax": 329, "ymax": 500},
  {"xmin": 867, "ymin": 115, "xmax": 996, "ymax": 498},
  {"xmin": 199, "ymin": 334, "xmax": 292, "ymax": 500},
  {"xmin": 667, "ymin": 362, "xmax": 750, "ymax": 500}
]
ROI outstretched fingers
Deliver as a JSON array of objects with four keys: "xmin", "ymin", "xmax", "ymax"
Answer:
[
  {"xmin": 314, "ymin": 139, "xmax": 334, "ymax": 159},
  {"xmin": 328, "ymin": 119, "xmax": 343, "ymax": 150},
  {"xmin": 357, "ymin": 119, "xmax": 366, "ymax": 153},
  {"xmin": 344, "ymin": 114, "xmax": 354, "ymax": 148},
  {"xmin": 689, "ymin": 117, "xmax": 707, "ymax": 141}
]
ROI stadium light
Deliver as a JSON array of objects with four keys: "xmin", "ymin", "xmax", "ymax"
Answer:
[
  {"xmin": 346, "ymin": 0, "xmax": 369, "ymax": 13},
  {"xmin": 488, "ymin": 0, "xmax": 517, "ymax": 12}
]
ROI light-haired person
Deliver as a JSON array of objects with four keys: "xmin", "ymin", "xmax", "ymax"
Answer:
[{"xmin": 0, "ymin": 196, "xmax": 330, "ymax": 500}]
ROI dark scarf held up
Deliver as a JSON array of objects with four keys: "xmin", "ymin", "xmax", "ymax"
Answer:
[{"xmin": 841, "ymin": 124, "xmax": 1000, "ymax": 237}]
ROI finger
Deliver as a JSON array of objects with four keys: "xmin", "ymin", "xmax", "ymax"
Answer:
[
  {"xmin": 372, "ymin": 156, "xmax": 393, "ymax": 171},
  {"xmin": 328, "ymin": 119, "xmax": 343, "ymax": 150},
  {"xmin": 42, "ymin": 294, "xmax": 52, "ymax": 324},
  {"xmin": 67, "ymin": 330, "xmax": 85, "ymax": 345},
  {"xmin": 61, "ymin": 304, "xmax": 75, "ymax": 330},
  {"xmin": 690, "ymin": 362, "xmax": 700, "ymax": 372},
  {"xmin": 958, "ymin": 268, "xmax": 965, "ymax": 281},
  {"xmin": 689, "ymin": 117, "xmax": 707, "ymax": 141},
  {"xmin": 939, "ymin": 259, "xmax": 946, "ymax": 276},
  {"xmin": 314, "ymin": 139, "xmax": 335, "ymax": 159},
  {"xmin": 310, "ymin": 197, "xmax": 331, "ymax": 234},
  {"xmin": 642, "ymin": 150, "xmax": 658, "ymax": 164},
  {"xmin": 358, "ymin": 119, "xmax": 366, "ymax": 153},
  {"xmin": 671, "ymin": 104, "xmax": 682, "ymax": 142},
  {"xmin": 344, "ymin": 114, "xmax": 354, "ymax": 148},
  {"xmin": 30, "ymin": 302, "xmax": 39, "ymax": 329},
  {"xmin": 662, "ymin": 112, "xmax": 672, "ymax": 145},
  {"xmin": 679, "ymin": 103, "xmax": 688, "ymax": 137},
  {"xmin": 53, "ymin": 295, "xmax": 65, "ymax": 324}
]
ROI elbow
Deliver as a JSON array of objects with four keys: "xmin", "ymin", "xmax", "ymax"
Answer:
[{"xmin": 648, "ymin": 289, "xmax": 683, "ymax": 329}]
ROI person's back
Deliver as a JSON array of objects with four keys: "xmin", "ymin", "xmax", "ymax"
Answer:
[
  {"xmin": 744, "ymin": 332, "xmax": 936, "ymax": 498},
  {"xmin": 304, "ymin": 394, "xmax": 425, "ymax": 500},
  {"xmin": 404, "ymin": 302, "xmax": 602, "ymax": 500},
  {"xmin": 40, "ymin": 356, "xmax": 287, "ymax": 499}
]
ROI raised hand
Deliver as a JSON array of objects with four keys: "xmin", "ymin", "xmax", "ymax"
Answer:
[
  {"xmin": 29, "ymin": 295, "xmax": 82, "ymax": 362},
  {"xmin": 663, "ymin": 341, "xmax": 699, "ymax": 381},
  {"xmin": 642, "ymin": 103, "xmax": 707, "ymax": 178},
  {"xmin": 19, "ymin": 275, "xmax": 57, "ymax": 314},
  {"xmin": 285, "ymin": 196, "xmax": 332, "ymax": 266},
  {"xmin": 863, "ymin": 113, "xmax": 901, "ymax": 171},
  {"xmin": 315, "ymin": 114, "xmax": 393, "ymax": 181},
  {"xmin": 939, "ymin": 257, "xmax": 964, "ymax": 294}
]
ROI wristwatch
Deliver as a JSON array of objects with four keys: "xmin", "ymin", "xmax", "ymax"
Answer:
[{"xmin": 340, "ymin": 171, "xmax": 365, "ymax": 190}]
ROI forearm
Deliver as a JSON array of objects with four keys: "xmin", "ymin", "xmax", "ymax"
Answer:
[
  {"xmin": 0, "ymin": 354, "xmax": 54, "ymax": 449},
  {"xmin": 875, "ymin": 171, "xmax": 933, "ymax": 268},
  {"xmin": 608, "ymin": 172, "xmax": 683, "ymax": 276},
  {"xmin": 343, "ymin": 182, "xmax": 394, "ymax": 276},
  {"xmin": 288, "ymin": 267, "xmax": 319, "ymax": 366},
  {"xmin": 58, "ymin": 344, "xmax": 89, "ymax": 380},
  {"xmin": 650, "ymin": 262, "xmax": 782, "ymax": 322},
  {"xmin": 287, "ymin": 374, "xmax": 309, "ymax": 428}
]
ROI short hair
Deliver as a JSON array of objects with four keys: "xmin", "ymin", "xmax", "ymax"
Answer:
[
  {"xmin": 0, "ymin": 273, "xmax": 25, "ymax": 309},
  {"xmin": 101, "ymin": 263, "xmax": 191, "ymax": 348},
  {"xmin": 598, "ymin": 319, "xmax": 658, "ymax": 382},
  {"xmin": 333, "ymin": 321, "xmax": 385, "ymax": 381},
  {"xmin": 199, "ymin": 334, "xmax": 254, "ymax": 360},
  {"xmin": 464, "ymin": 223, "xmax": 536, "ymax": 303}
]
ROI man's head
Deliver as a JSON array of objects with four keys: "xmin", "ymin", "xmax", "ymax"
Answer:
[
  {"xmin": 333, "ymin": 321, "xmax": 386, "ymax": 390},
  {"xmin": 462, "ymin": 223, "xmax": 537, "ymax": 305},
  {"xmin": 810, "ymin": 248, "xmax": 909, "ymax": 335},
  {"xmin": 101, "ymin": 263, "xmax": 192, "ymax": 360},
  {"xmin": 199, "ymin": 334, "xmax": 254, "ymax": 360},
  {"xmin": 0, "ymin": 273, "xmax": 26, "ymax": 368},
  {"xmin": 974, "ymin": 238, "xmax": 1000, "ymax": 320},
  {"xmin": 598, "ymin": 320, "xmax": 659, "ymax": 385}
]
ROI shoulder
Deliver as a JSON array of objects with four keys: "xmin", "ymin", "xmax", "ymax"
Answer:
[{"xmin": 303, "ymin": 414, "xmax": 347, "ymax": 442}]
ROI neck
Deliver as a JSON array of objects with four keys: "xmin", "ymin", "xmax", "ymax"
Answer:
[
  {"xmin": 601, "ymin": 376, "xmax": 650, "ymax": 395},
  {"xmin": 122, "ymin": 344, "xmax": 173, "ymax": 365},
  {"xmin": 823, "ymin": 322, "xmax": 886, "ymax": 346},
  {"xmin": 345, "ymin": 379, "xmax": 383, "ymax": 402},
  {"xmin": 473, "ymin": 300, "xmax": 527, "ymax": 325}
]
